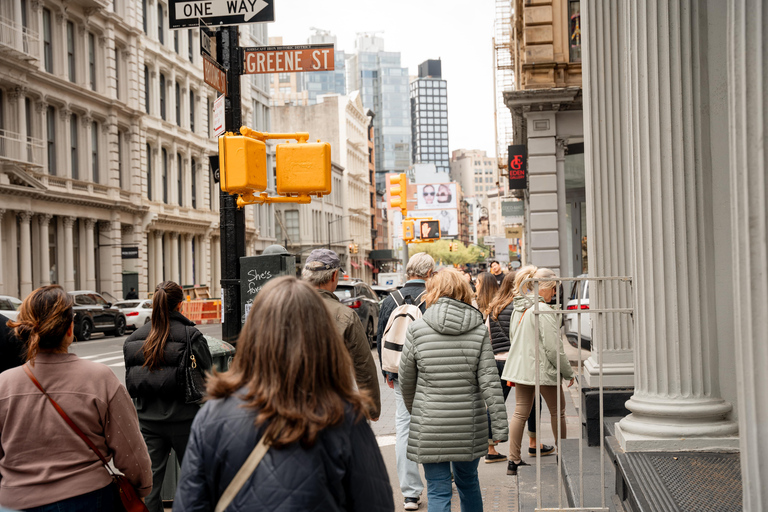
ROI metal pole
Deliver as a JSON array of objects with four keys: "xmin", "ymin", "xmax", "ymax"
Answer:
[
  {"xmin": 327, "ymin": 219, "xmax": 331, "ymax": 249},
  {"xmin": 401, "ymin": 240, "xmax": 408, "ymax": 275},
  {"xmin": 218, "ymin": 25, "xmax": 245, "ymax": 343}
]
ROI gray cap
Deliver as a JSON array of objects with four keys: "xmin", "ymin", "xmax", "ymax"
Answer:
[{"xmin": 305, "ymin": 248, "xmax": 345, "ymax": 273}]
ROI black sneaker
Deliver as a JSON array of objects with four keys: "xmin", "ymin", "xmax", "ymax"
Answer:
[
  {"xmin": 506, "ymin": 459, "xmax": 530, "ymax": 476},
  {"xmin": 528, "ymin": 444, "xmax": 556, "ymax": 457},
  {"xmin": 484, "ymin": 453, "xmax": 507, "ymax": 463},
  {"xmin": 404, "ymin": 497, "xmax": 420, "ymax": 510}
]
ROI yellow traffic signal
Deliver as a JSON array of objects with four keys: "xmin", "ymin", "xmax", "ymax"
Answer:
[
  {"xmin": 276, "ymin": 141, "xmax": 332, "ymax": 196},
  {"xmin": 218, "ymin": 134, "xmax": 267, "ymax": 195},
  {"xmin": 418, "ymin": 220, "xmax": 441, "ymax": 241},
  {"xmin": 402, "ymin": 219, "xmax": 415, "ymax": 241},
  {"xmin": 389, "ymin": 173, "xmax": 408, "ymax": 217}
]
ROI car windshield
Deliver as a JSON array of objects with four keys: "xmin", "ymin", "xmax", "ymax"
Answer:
[
  {"xmin": 334, "ymin": 288, "xmax": 353, "ymax": 300},
  {"xmin": 0, "ymin": 298, "xmax": 21, "ymax": 311},
  {"xmin": 116, "ymin": 302, "xmax": 140, "ymax": 309}
]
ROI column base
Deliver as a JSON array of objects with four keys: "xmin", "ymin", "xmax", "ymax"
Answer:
[
  {"xmin": 583, "ymin": 353, "xmax": 635, "ymax": 387},
  {"xmin": 616, "ymin": 422, "xmax": 739, "ymax": 452}
]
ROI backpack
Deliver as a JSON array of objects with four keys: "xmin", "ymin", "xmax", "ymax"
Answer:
[{"xmin": 381, "ymin": 290, "xmax": 426, "ymax": 373}]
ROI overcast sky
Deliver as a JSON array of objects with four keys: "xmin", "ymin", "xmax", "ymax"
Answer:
[{"xmin": 267, "ymin": 0, "xmax": 498, "ymax": 158}]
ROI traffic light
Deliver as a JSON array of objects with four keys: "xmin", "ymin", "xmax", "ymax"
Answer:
[
  {"xmin": 402, "ymin": 219, "xmax": 415, "ymax": 241},
  {"xmin": 276, "ymin": 141, "xmax": 332, "ymax": 196},
  {"xmin": 389, "ymin": 173, "xmax": 408, "ymax": 217},
  {"xmin": 418, "ymin": 220, "xmax": 441, "ymax": 241},
  {"xmin": 218, "ymin": 134, "xmax": 267, "ymax": 195}
]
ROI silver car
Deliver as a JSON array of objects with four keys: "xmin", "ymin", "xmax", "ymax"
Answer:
[{"xmin": 114, "ymin": 300, "xmax": 153, "ymax": 330}]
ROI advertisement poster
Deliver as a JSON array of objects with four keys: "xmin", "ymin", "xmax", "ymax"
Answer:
[{"xmin": 416, "ymin": 183, "xmax": 457, "ymax": 210}]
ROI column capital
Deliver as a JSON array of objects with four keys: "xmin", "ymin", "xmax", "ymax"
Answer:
[
  {"xmin": 17, "ymin": 211, "xmax": 33, "ymax": 223},
  {"xmin": 169, "ymin": 232, "xmax": 179, "ymax": 240},
  {"xmin": 122, "ymin": 224, "xmax": 134, "ymax": 235},
  {"xmin": 8, "ymin": 86, "xmax": 26, "ymax": 103},
  {"xmin": 98, "ymin": 220, "xmax": 112, "ymax": 231},
  {"xmin": 84, "ymin": 218, "xmax": 96, "ymax": 229},
  {"xmin": 35, "ymin": 101, "xmax": 48, "ymax": 114},
  {"xmin": 37, "ymin": 213, "xmax": 53, "ymax": 226},
  {"xmin": 82, "ymin": 115, "xmax": 93, "ymax": 127},
  {"xmin": 63, "ymin": 216, "xmax": 76, "ymax": 228},
  {"xmin": 59, "ymin": 107, "xmax": 72, "ymax": 121},
  {"xmin": 30, "ymin": 0, "xmax": 42, "ymax": 12},
  {"xmin": 0, "ymin": 209, "xmax": 5, "ymax": 221}
]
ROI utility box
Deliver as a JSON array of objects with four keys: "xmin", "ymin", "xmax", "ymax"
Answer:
[
  {"xmin": 378, "ymin": 272, "xmax": 404, "ymax": 287},
  {"xmin": 239, "ymin": 244, "xmax": 295, "ymax": 328}
]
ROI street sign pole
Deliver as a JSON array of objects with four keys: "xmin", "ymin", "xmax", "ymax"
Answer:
[{"xmin": 218, "ymin": 25, "xmax": 246, "ymax": 343}]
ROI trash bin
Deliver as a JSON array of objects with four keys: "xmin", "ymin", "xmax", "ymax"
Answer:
[{"xmin": 161, "ymin": 336, "xmax": 236, "ymax": 504}]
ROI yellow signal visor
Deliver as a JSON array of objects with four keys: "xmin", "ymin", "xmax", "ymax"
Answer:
[
  {"xmin": 219, "ymin": 135, "xmax": 268, "ymax": 194},
  {"xmin": 276, "ymin": 142, "xmax": 332, "ymax": 196}
]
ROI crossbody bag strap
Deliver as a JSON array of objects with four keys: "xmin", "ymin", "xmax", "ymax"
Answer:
[
  {"xmin": 22, "ymin": 363, "xmax": 114, "ymax": 474},
  {"xmin": 214, "ymin": 436, "xmax": 269, "ymax": 512}
]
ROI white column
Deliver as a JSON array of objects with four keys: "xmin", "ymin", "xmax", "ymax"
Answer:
[
  {"xmin": 185, "ymin": 234, "xmax": 194, "ymax": 285},
  {"xmin": 98, "ymin": 220, "xmax": 116, "ymax": 298},
  {"xmin": 84, "ymin": 218, "xmax": 96, "ymax": 290},
  {"xmin": 212, "ymin": 237, "xmax": 221, "ymax": 298},
  {"xmin": 170, "ymin": 232, "xmax": 179, "ymax": 284},
  {"xmin": 728, "ymin": 0, "xmax": 768, "ymax": 506},
  {"xmin": 615, "ymin": 0, "xmax": 738, "ymax": 451},
  {"xmin": 581, "ymin": 0, "xmax": 635, "ymax": 387},
  {"xmin": 18, "ymin": 212, "xmax": 33, "ymax": 298},
  {"xmin": 63, "ymin": 217, "xmax": 76, "ymax": 291},
  {"xmin": 38, "ymin": 214, "xmax": 52, "ymax": 286},
  {"xmin": 154, "ymin": 230, "xmax": 164, "ymax": 286},
  {"xmin": 198, "ymin": 235, "xmax": 208, "ymax": 286}
]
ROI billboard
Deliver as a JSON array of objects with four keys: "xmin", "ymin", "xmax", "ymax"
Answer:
[{"xmin": 416, "ymin": 183, "xmax": 457, "ymax": 210}]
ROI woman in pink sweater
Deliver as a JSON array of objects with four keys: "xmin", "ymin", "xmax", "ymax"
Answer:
[{"xmin": 0, "ymin": 285, "xmax": 152, "ymax": 511}]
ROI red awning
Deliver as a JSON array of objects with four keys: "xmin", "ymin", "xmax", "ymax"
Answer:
[
  {"xmin": 364, "ymin": 260, "xmax": 375, "ymax": 269},
  {"xmin": 350, "ymin": 261, "xmax": 360, "ymax": 269}
]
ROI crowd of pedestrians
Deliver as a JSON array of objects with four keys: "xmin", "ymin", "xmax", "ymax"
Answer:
[{"xmin": 0, "ymin": 250, "xmax": 575, "ymax": 512}]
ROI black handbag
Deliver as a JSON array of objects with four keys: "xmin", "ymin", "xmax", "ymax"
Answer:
[{"xmin": 183, "ymin": 326, "xmax": 207, "ymax": 404}]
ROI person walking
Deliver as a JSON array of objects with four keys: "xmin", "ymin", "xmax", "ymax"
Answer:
[
  {"xmin": 399, "ymin": 268, "xmax": 509, "ymax": 512},
  {"xmin": 474, "ymin": 271, "xmax": 498, "ymax": 320},
  {"xmin": 125, "ymin": 287, "xmax": 139, "ymax": 300},
  {"xmin": 302, "ymin": 248, "xmax": 381, "ymax": 420},
  {"xmin": 502, "ymin": 266, "xmax": 575, "ymax": 476},
  {"xmin": 489, "ymin": 260, "xmax": 505, "ymax": 286},
  {"xmin": 376, "ymin": 252, "xmax": 435, "ymax": 510},
  {"xmin": 123, "ymin": 281, "xmax": 212, "ymax": 512},
  {"xmin": 0, "ymin": 313, "xmax": 25, "ymax": 374},
  {"xmin": 173, "ymin": 276, "xmax": 393, "ymax": 512},
  {"xmin": 0, "ymin": 285, "xmax": 151, "ymax": 510}
]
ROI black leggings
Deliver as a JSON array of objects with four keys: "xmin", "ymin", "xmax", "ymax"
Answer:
[{"xmin": 488, "ymin": 359, "xmax": 541, "ymax": 440}]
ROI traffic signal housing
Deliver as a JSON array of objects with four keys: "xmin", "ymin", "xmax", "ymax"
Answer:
[
  {"xmin": 402, "ymin": 219, "xmax": 415, "ymax": 241},
  {"xmin": 218, "ymin": 134, "xmax": 267, "ymax": 195},
  {"xmin": 389, "ymin": 173, "xmax": 408, "ymax": 217},
  {"xmin": 418, "ymin": 220, "xmax": 441, "ymax": 241},
  {"xmin": 276, "ymin": 141, "xmax": 332, "ymax": 196}
]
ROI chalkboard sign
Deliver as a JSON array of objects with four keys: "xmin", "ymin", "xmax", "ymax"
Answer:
[{"xmin": 240, "ymin": 253, "xmax": 296, "ymax": 327}]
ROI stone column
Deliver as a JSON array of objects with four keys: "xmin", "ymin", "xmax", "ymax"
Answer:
[
  {"xmin": 170, "ymin": 232, "xmax": 179, "ymax": 284},
  {"xmin": 198, "ymin": 235, "xmax": 208, "ymax": 286},
  {"xmin": 98, "ymin": 220, "xmax": 116, "ymax": 297},
  {"xmin": 615, "ymin": 0, "xmax": 739, "ymax": 451},
  {"xmin": 184, "ymin": 234, "xmax": 194, "ymax": 285},
  {"xmin": 581, "ymin": 0, "xmax": 635, "ymax": 388},
  {"xmin": 18, "ymin": 212, "xmax": 33, "ymax": 297},
  {"xmin": 212, "ymin": 237, "xmax": 221, "ymax": 298},
  {"xmin": 84, "ymin": 219, "xmax": 96, "ymax": 291},
  {"xmin": 727, "ymin": 0, "xmax": 768, "ymax": 506},
  {"xmin": 38, "ymin": 214, "xmax": 52, "ymax": 286},
  {"xmin": 154, "ymin": 230, "xmax": 164, "ymax": 285},
  {"xmin": 63, "ymin": 217, "xmax": 76, "ymax": 291}
]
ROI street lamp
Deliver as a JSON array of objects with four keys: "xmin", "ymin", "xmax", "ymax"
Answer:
[{"xmin": 328, "ymin": 214, "xmax": 359, "ymax": 249}]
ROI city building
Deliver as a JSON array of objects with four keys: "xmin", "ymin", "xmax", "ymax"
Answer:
[
  {"xmin": 346, "ymin": 33, "xmax": 411, "ymax": 191},
  {"xmin": 0, "ymin": 0, "xmax": 274, "ymax": 301},
  {"xmin": 409, "ymin": 59, "xmax": 449, "ymax": 174}
]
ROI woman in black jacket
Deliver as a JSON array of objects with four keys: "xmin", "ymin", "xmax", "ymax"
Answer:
[
  {"xmin": 173, "ymin": 276, "xmax": 394, "ymax": 512},
  {"xmin": 123, "ymin": 281, "xmax": 212, "ymax": 512}
]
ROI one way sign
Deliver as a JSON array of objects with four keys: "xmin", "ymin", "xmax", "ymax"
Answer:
[{"xmin": 169, "ymin": 0, "xmax": 274, "ymax": 29}]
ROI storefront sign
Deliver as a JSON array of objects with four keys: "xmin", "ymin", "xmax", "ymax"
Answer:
[
  {"xmin": 121, "ymin": 247, "xmax": 139, "ymax": 259},
  {"xmin": 508, "ymin": 145, "xmax": 527, "ymax": 189}
]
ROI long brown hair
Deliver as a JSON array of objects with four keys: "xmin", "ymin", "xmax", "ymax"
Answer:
[
  {"xmin": 143, "ymin": 281, "xmax": 184, "ymax": 370},
  {"xmin": 423, "ymin": 268, "xmax": 474, "ymax": 307},
  {"xmin": 488, "ymin": 271, "xmax": 518, "ymax": 320},
  {"xmin": 206, "ymin": 276, "xmax": 372, "ymax": 448},
  {"xmin": 8, "ymin": 285, "xmax": 74, "ymax": 364},
  {"xmin": 475, "ymin": 272, "xmax": 499, "ymax": 315}
]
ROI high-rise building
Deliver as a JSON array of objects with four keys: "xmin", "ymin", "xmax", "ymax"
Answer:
[
  {"xmin": 410, "ymin": 59, "xmax": 449, "ymax": 174},
  {"xmin": 346, "ymin": 34, "xmax": 411, "ymax": 191}
]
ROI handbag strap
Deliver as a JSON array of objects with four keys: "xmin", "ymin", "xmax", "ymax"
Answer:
[
  {"xmin": 22, "ymin": 363, "xmax": 115, "ymax": 476},
  {"xmin": 214, "ymin": 436, "xmax": 269, "ymax": 512}
]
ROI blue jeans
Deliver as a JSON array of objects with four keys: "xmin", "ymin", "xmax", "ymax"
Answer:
[
  {"xmin": 23, "ymin": 484, "xmax": 115, "ymax": 512},
  {"xmin": 394, "ymin": 380, "xmax": 424, "ymax": 498},
  {"xmin": 422, "ymin": 459, "xmax": 483, "ymax": 512}
]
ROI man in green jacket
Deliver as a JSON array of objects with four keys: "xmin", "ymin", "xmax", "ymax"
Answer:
[{"xmin": 302, "ymin": 249, "xmax": 381, "ymax": 420}]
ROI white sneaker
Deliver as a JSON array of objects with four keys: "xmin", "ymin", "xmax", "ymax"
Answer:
[{"xmin": 404, "ymin": 497, "xmax": 421, "ymax": 510}]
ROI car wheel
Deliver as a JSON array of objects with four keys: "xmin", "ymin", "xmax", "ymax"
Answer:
[
  {"xmin": 114, "ymin": 316, "xmax": 126, "ymax": 337},
  {"xmin": 77, "ymin": 319, "xmax": 92, "ymax": 341},
  {"xmin": 366, "ymin": 318, "xmax": 375, "ymax": 349}
]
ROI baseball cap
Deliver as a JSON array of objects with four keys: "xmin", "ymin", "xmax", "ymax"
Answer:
[{"xmin": 305, "ymin": 249, "xmax": 346, "ymax": 274}]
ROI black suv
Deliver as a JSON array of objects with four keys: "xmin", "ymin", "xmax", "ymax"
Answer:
[
  {"xmin": 70, "ymin": 291, "xmax": 127, "ymax": 341},
  {"xmin": 334, "ymin": 281, "xmax": 380, "ymax": 348}
]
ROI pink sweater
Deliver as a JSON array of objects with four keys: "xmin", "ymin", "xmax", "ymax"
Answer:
[{"xmin": 0, "ymin": 353, "xmax": 152, "ymax": 509}]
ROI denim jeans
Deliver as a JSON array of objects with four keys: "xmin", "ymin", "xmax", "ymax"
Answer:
[
  {"xmin": 23, "ymin": 484, "xmax": 115, "ymax": 512},
  {"xmin": 422, "ymin": 459, "xmax": 483, "ymax": 512},
  {"xmin": 394, "ymin": 380, "xmax": 424, "ymax": 499}
]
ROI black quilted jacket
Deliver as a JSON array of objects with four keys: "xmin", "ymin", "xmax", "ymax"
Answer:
[
  {"xmin": 173, "ymin": 391, "xmax": 394, "ymax": 512},
  {"xmin": 488, "ymin": 303, "xmax": 514, "ymax": 354}
]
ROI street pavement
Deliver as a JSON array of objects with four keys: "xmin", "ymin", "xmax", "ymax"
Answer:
[{"xmin": 70, "ymin": 323, "xmax": 589, "ymax": 511}]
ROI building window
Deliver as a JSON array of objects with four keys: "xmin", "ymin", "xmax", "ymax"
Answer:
[
  {"xmin": 46, "ymin": 106, "xmax": 56, "ymax": 175},
  {"xmin": 569, "ymin": 0, "xmax": 582, "ymax": 63},
  {"xmin": 67, "ymin": 21, "xmax": 75, "ymax": 82},
  {"xmin": 91, "ymin": 121, "xmax": 99, "ymax": 182},
  {"xmin": 175, "ymin": 82, "xmax": 181, "ymax": 125},
  {"xmin": 117, "ymin": 130, "xmax": 125, "ymax": 189},
  {"xmin": 142, "ymin": 0, "xmax": 147, "ymax": 33},
  {"xmin": 42, "ymin": 8, "xmax": 52, "ymax": 73},
  {"xmin": 278, "ymin": 73, "xmax": 290, "ymax": 83},
  {"xmin": 159, "ymin": 74, "xmax": 166, "ymax": 120},
  {"xmin": 115, "ymin": 48, "xmax": 121, "ymax": 100},
  {"xmin": 189, "ymin": 90, "xmax": 195, "ymax": 132},
  {"xmin": 146, "ymin": 143, "xmax": 152, "ymax": 199},
  {"xmin": 144, "ymin": 66, "xmax": 150, "ymax": 114},
  {"xmin": 157, "ymin": 3, "xmax": 164, "ymax": 44},
  {"xmin": 162, "ymin": 148, "xmax": 168, "ymax": 203},
  {"xmin": 70, "ymin": 114, "xmax": 78, "ymax": 180},
  {"xmin": 177, "ymin": 153, "xmax": 183, "ymax": 206},
  {"xmin": 191, "ymin": 158, "xmax": 197, "ymax": 208},
  {"xmin": 88, "ymin": 33, "xmax": 96, "ymax": 91},
  {"xmin": 174, "ymin": 30, "xmax": 179, "ymax": 53},
  {"xmin": 188, "ymin": 29, "xmax": 194, "ymax": 62}
]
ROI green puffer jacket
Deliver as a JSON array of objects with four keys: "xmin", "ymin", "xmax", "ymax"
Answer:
[
  {"xmin": 501, "ymin": 295, "xmax": 575, "ymax": 386},
  {"xmin": 399, "ymin": 297, "xmax": 509, "ymax": 464}
]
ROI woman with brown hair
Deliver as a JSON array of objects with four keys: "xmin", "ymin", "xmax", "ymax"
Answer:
[
  {"xmin": 123, "ymin": 281, "xmax": 212, "ymax": 512},
  {"xmin": 173, "ymin": 276, "xmax": 393, "ymax": 512},
  {"xmin": 474, "ymin": 271, "xmax": 499, "ymax": 319},
  {"xmin": 399, "ymin": 268, "xmax": 508, "ymax": 511},
  {"xmin": 0, "ymin": 285, "xmax": 151, "ymax": 511}
]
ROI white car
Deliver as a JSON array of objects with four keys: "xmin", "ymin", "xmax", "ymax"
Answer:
[
  {"xmin": 564, "ymin": 275, "xmax": 591, "ymax": 350},
  {"xmin": 0, "ymin": 295, "xmax": 22, "ymax": 322},
  {"xmin": 114, "ymin": 300, "xmax": 153, "ymax": 330}
]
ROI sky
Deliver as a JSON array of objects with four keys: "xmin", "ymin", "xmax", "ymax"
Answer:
[{"xmin": 267, "ymin": 0, "xmax": 498, "ymax": 158}]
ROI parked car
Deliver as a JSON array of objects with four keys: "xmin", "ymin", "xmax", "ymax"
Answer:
[
  {"xmin": 113, "ymin": 300, "xmax": 153, "ymax": 331},
  {"xmin": 371, "ymin": 284, "xmax": 397, "ymax": 303},
  {"xmin": 334, "ymin": 280, "xmax": 381, "ymax": 348},
  {"xmin": 564, "ymin": 275, "xmax": 591, "ymax": 351},
  {"xmin": 0, "ymin": 295, "xmax": 22, "ymax": 323},
  {"xmin": 70, "ymin": 291, "xmax": 127, "ymax": 341}
]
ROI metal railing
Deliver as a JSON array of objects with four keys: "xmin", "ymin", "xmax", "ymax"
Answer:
[
  {"xmin": 0, "ymin": 15, "xmax": 40, "ymax": 61},
  {"xmin": 519, "ymin": 275, "xmax": 633, "ymax": 512},
  {"xmin": 0, "ymin": 129, "xmax": 44, "ymax": 167}
]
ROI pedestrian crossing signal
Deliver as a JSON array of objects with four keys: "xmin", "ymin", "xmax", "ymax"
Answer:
[{"xmin": 418, "ymin": 220, "xmax": 440, "ymax": 241}]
